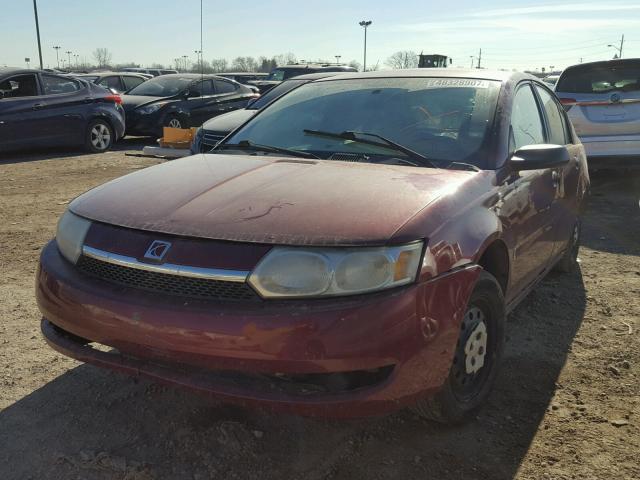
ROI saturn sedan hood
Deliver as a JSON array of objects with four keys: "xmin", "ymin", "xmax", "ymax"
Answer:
[{"xmin": 69, "ymin": 154, "xmax": 476, "ymax": 246}]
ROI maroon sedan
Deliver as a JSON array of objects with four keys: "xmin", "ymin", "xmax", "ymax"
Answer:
[{"xmin": 37, "ymin": 70, "xmax": 589, "ymax": 423}]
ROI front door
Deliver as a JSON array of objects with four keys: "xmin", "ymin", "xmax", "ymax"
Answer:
[
  {"xmin": 499, "ymin": 83, "xmax": 557, "ymax": 296},
  {"xmin": 0, "ymin": 73, "xmax": 45, "ymax": 150}
]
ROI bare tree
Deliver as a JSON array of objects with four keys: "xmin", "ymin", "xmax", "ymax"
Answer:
[
  {"xmin": 231, "ymin": 56, "xmax": 258, "ymax": 72},
  {"xmin": 92, "ymin": 48, "xmax": 113, "ymax": 68},
  {"xmin": 348, "ymin": 60, "xmax": 362, "ymax": 71},
  {"xmin": 210, "ymin": 58, "xmax": 228, "ymax": 73},
  {"xmin": 385, "ymin": 51, "xmax": 418, "ymax": 69},
  {"xmin": 274, "ymin": 52, "xmax": 297, "ymax": 66}
]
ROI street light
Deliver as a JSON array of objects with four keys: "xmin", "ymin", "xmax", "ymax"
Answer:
[
  {"xmin": 194, "ymin": 50, "xmax": 203, "ymax": 73},
  {"xmin": 53, "ymin": 45, "xmax": 61, "ymax": 69},
  {"xmin": 73, "ymin": 54, "xmax": 79, "ymax": 69},
  {"xmin": 469, "ymin": 56, "xmax": 475, "ymax": 68},
  {"xmin": 66, "ymin": 50, "xmax": 72, "ymax": 70},
  {"xmin": 359, "ymin": 20, "xmax": 372, "ymax": 71},
  {"xmin": 335, "ymin": 55, "xmax": 341, "ymax": 65},
  {"xmin": 32, "ymin": 0, "xmax": 43, "ymax": 69}
]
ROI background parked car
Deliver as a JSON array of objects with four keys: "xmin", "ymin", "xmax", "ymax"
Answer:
[
  {"xmin": 191, "ymin": 72, "xmax": 340, "ymax": 153},
  {"xmin": 0, "ymin": 68, "xmax": 125, "ymax": 153},
  {"xmin": 249, "ymin": 63, "xmax": 357, "ymax": 92},
  {"xmin": 120, "ymin": 73, "xmax": 257, "ymax": 136},
  {"xmin": 73, "ymin": 72, "xmax": 149, "ymax": 94},
  {"xmin": 218, "ymin": 72, "xmax": 268, "ymax": 84},
  {"xmin": 555, "ymin": 58, "xmax": 640, "ymax": 169},
  {"xmin": 120, "ymin": 67, "xmax": 178, "ymax": 77}
]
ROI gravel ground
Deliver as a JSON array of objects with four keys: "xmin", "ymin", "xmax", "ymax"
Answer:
[{"xmin": 0, "ymin": 143, "xmax": 638, "ymax": 480}]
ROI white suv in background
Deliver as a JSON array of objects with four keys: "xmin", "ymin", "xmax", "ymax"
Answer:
[{"xmin": 555, "ymin": 59, "xmax": 640, "ymax": 169}]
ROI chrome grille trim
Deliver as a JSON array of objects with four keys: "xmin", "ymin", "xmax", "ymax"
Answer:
[{"xmin": 82, "ymin": 246, "xmax": 249, "ymax": 283}]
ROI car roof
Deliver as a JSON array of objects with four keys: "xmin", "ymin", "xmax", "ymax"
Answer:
[
  {"xmin": 219, "ymin": 72, "xmax": 268, "ymax": 76},
  {"xmin": 0, "ymin": 67, "xmax": 45, "ymax": 76},
  {"xmin": 76, "ymin": 71, "xmax": 146, "ymax": 77},
  {"xmin": 561, "ymin": 57, "xmax": 640, "ymax": 72},
  {"xmin": 285, "ymin": 72, "xmax": 344, "ymax": 81},
  {"xmin": 310, "ymin": 68, "xmax": 531, "ymax": 83}
]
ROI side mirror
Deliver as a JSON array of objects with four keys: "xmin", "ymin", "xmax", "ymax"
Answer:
[
  {"xmin": 0, "ymin": 91, "xmax": 4, "ymax": 99},
  {"xmin": 109, "ymin": 87, "xmax": 119, "ymax": 95},
  {"xmin": 185, "ymin": 89, "xmax": 199, "ymax": 98},
  {"xmin": 509, "ymin": 144, "xmax": 570, "ymax": 171}
]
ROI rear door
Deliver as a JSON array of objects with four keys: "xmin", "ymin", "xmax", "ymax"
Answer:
[
  {"xmin": 213, "ymin": 79, "xmax": 250, "ymax": 114},
  {"xmin": 0, "ymin": 73, "xmax": 44, "ymax": 149},
  {"xmin": 555, "ymin": 61, "xmax": 640, "ymax": 139},
  {"xmin": 37, "ymin": 74, "xmax": 87, "ymax": 144},
  {"xmin": 186, "ymin": 79, "xmax": 218, "ymax": 125}
]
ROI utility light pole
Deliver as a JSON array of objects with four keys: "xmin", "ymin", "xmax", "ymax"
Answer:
[
  {"xmin": 359, "ymin": 20, "xmax": 372, "ymax": 71},
  {"xmin": 335, "ymin": 55, "xmax": 341, "ymax": 65},
  {"xmin": 53, "ymin": 45, "xmax": 61, "ymax": 69},
  {"xmin": 66, "ymin": 50, "xmax": 72, "ymax": 70},
  {"xmin": 32, "ymin": 0, "xmax": 43, "ymax": 69},
  {"xmin": 476, "ymin": 48, "xmax": 482, "ymax": 69},
  {"xmin": 74, "ymin": 54, "xmax": 79, "ymax": 69},
  {"xmin": 608, "ymin": 34, "xmax": 624, "ymax": 59},
  {"xmin": 469, "ymin": 56, "xmax": 475, "ymax": 68}
]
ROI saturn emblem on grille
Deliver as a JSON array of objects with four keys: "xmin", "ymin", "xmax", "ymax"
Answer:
[{"xmin": 144, "ymin": 240, "xmax": 172, "ymax": 262}]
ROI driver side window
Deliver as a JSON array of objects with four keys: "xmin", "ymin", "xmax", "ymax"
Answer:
[{"xmin": 510, "ymin": 84, "xmax": 545, "ymax": 153}]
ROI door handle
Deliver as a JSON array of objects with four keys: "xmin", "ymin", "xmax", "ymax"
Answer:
[
  {"xmin": 83, "ymin": 97, "xmax": 93, "ymax": 104},
  {"xmin": 32, "ymin": 103, "xmax": 45, "ymax": 110},
  {"xmin": 552, "ymin": 170, "xmax": 560, "ymax": 188}
]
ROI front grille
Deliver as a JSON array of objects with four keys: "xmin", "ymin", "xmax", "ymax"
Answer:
[{"xmin": 76, "ymin": 255, "xmax": 259, "ymax": 302}]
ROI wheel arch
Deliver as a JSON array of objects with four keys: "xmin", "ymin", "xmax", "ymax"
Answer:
[{"xmin": 475, "ymin": 238, "xmax": 510, "ymax": 296}]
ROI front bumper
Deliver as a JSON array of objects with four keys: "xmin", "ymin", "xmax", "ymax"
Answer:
[{"xmin": 36, "ymin": 241, "xmax": 480, "ymax": 417}]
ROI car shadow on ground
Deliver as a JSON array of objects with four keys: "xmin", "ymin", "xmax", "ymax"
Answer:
[
  {"xmin": 0, "ymin": 137, "xmax": 151, "ymax": 165},
  {"xmin": 581, "ymin": 170, "xmax": 640, "ymax": 256},
  {"xmin": 0, "ymin": 268, "xmax": 586, "ymax": 479}
]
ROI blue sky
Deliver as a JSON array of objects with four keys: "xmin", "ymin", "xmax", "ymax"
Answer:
[{"xmin": 1, "ymin": 0, "xmax": 639, "ymax": 71}]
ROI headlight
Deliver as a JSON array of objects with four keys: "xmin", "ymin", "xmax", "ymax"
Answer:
[
  {"xmin": 248, "ymin": 242, "xmax": 423, "ymax": 298},
  {"xmin": 137, "ymin": 102, "xmax": 166, "ymax": 114},
  {"xmin": 56, "ymin": 210, "xmax": 91, "ymax": 264}
]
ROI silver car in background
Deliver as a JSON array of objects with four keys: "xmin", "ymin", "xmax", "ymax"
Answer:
[{"xmin": 555, "ymin": 59, "xmax": 640, "ymax": 169}]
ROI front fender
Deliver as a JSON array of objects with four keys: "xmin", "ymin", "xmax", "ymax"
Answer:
[{"xmin": 419, "ymin": 206, "xmax": 503, "ymax": 282}]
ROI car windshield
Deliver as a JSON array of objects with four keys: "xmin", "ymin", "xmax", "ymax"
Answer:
[
  {"xmin": 126, "ymin": 76, "xmax": 193, "ymax": 96},
  {"xmin": 226, "ymin": 77, "xmax": 500, "ymax": 167},
  {"xmin": 556, "ymin": 63, "xmax": 640, "ymax": 93},
  {"xmin": 248, "ymin": 79, "xmax": 306, "ymax": 109}
]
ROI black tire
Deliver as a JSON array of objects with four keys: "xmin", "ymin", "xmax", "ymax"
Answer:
[
  {"xmin": 85, "ymin": 119, "xmax": 114, "ymax": 153},
  {"xmin": 553, "ymin": 219, "xmax": 581, "ymax": 273},
  {"xmin": 412, "ymin": 271, "xmax": 506, "ymax": 424},
  {"xmin": 164, "ymin": 114, "xmax": 187, "ymax": 129}
]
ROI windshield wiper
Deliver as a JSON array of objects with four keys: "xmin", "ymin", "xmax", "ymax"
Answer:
[
  {"xmin": 303, "ymin": 129, "xmax": 437, "ymax": 168},
  {"xmin": 216, "ymin": 140, "xmax": 319, "ymax": 159}
]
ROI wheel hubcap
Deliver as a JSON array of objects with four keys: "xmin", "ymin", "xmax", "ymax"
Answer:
[
  {"xmin": 91, "ymin": 124, "xmax": 111, "ymax": 150},
  {"xmin": 451, "ymin": 305, "xmax": 492, "ymax": 399},
  {"xmin": 168, "ymin": 118, "xmax": 181, "ymax": 128},
  {"xmin": 464, "ymin": 320, "xmax": 487, "ymax": 374}
]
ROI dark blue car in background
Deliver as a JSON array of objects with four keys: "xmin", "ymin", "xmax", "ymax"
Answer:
[
  {"xmin": 0, "ymin": 68, "xmax": 125, "ymax": 154},
  {"xmin": 120, "ymin": 74, "xmax": 256, "ymax": 137}
]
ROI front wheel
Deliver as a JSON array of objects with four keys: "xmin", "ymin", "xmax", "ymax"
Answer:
[
  {"xmin": 164, "ymin": 115, "xmax": 186, "ymax": 129},
  {"xmin": 412, "ymin": 271, "xmax": 506, "ymax": 424},
  {"xmin": 85, "ymin": 119, "xmax": 114, "ymax": 153}
]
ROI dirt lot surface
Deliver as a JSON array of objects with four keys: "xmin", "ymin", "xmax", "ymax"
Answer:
[{"xmin": 1, "ymin": 144, "xmax": 639, "ymax": 480}]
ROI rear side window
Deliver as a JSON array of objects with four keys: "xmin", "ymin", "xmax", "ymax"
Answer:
[
  {"xmin": 97, "ymin": 76, "xmax": 123, "ymax": 92},
  {"xmin": 122, "ymin": 76, "xmax": 144, "ymax": 91},
  {"xmin": 42, "ymin": 75, "xmax": 81, "ymax": 95},
  {"xmin": 535, "ymin": 86, "xmax": 568, "ymax": 145},
  {"xmin": 556, "ymin": 63, "xmax": 640, "ymax": 93},
  {"xmin": 510, "ymin": 84, "xmax": 545, "ymax": 151},
  {"xmin": 214, "ymin": 80, "xmax": 238, "ymax": 94},
  {"xmin": 0, "ymin": 74, "xmax": 38, "ymax": 97}
]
